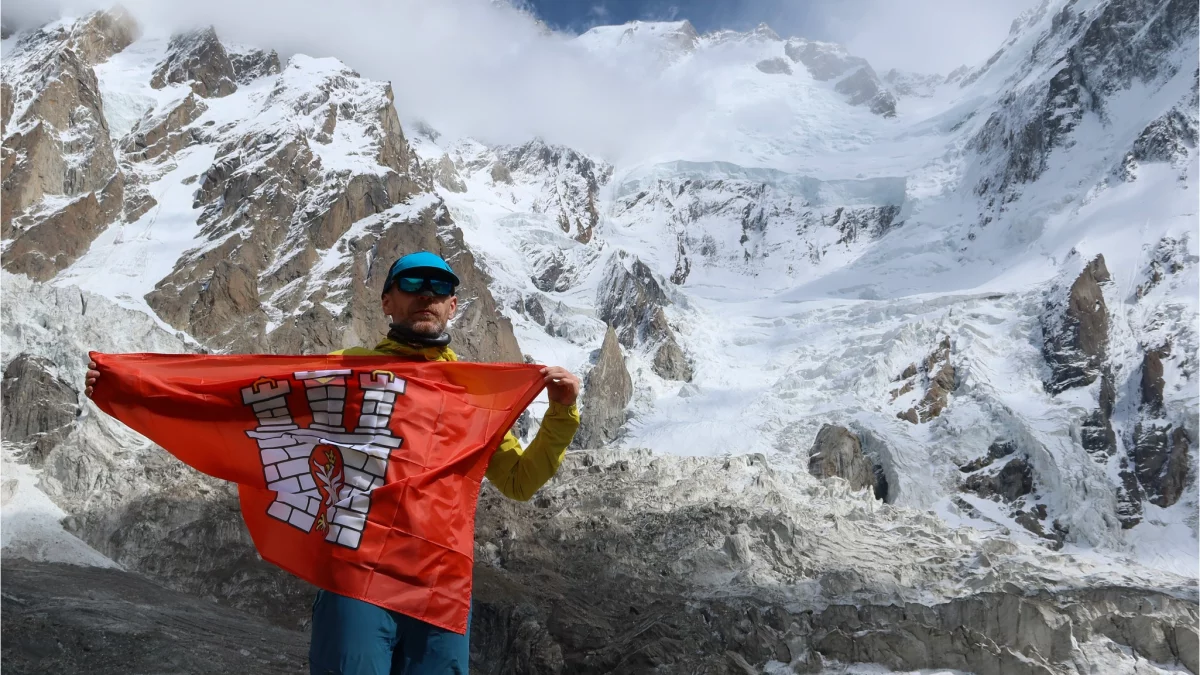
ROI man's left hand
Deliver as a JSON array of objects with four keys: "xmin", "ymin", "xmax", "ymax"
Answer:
[{"xmin": 540, "ymin": 366, "xmax": 580, "ymax": 407}]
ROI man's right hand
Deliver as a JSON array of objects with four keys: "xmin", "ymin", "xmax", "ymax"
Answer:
[{"xmin": 85, "ymin": 360, "xmax": 100, "ymax": 398}]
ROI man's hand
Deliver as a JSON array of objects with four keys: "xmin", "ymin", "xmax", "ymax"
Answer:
[
  {"xmin": 85, "ymin": 359, "xmax": 100, "ymax": 398},
  {"xmin": 540, "ymin": 366, "xmax": 580, "ymax": 407}
]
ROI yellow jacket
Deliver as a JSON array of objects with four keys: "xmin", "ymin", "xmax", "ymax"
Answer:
[{"xmin": 332, "ymin": 338, "xmax": 579, "ymax": 501}]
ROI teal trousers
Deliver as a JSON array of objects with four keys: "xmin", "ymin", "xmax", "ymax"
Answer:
[{"xmin": 308, "ymin": 590, "xmax": 470, "ymax": 675}]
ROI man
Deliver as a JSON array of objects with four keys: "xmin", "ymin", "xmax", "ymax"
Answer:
[{"xmin": 86, "ymin": 251, "xmax": 581, "ymax": 675}]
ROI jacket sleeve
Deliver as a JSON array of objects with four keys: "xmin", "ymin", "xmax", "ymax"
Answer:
[{"xmin": 485, "ymin": 400, "xmax": 580, "ymax": 501}]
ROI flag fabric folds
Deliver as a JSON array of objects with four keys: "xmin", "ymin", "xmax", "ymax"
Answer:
[{"xmin": 88, "ymin": 352, "xmax": 545, "ymax": 634}]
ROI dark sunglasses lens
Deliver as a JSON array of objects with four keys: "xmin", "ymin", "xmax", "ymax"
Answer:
[
  {"xmin": 395, "ymin": 276, "xmax": 454, "ymax": 296},
  {"xmin": 397, "ymin": 277, "xmax": 426, "ymax": 292}
]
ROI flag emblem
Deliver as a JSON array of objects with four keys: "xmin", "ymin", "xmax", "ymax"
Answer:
[{"xmin": 240, "ymin": 368, "xmax": 407, "ymax": 549}]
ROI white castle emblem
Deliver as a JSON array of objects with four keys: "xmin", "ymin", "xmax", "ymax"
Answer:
[{"xmin": 240, "ymin": 369, "xmax": 406, "ymax": 550}]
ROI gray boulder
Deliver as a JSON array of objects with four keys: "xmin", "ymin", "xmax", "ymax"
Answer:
[{"xmin": 807, "ymin": 424, "xmax": 879, "ymax": 497}]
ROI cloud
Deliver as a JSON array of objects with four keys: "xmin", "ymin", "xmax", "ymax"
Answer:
[
  {"xmin": 819, "ymin": 0, "xmax": 1041, "ymax": 74},
  {"xmin": 4, "ymin": 0, "xmax": 709, "ymax": 161},
  {"xmin": 1, "ymin": 0, "xmax": 1039, "ymax": 162}
]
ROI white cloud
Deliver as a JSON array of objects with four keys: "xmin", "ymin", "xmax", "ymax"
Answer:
[
  {"xmin": 137, "ymin": 0, "xmax": 710, "ymax": 161},
  {"xmin": 821, "ymin": 0, "xmax": 1041, "ymax": 74}
]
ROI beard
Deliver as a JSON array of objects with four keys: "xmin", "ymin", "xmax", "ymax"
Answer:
[{"xmin": 397, "ymin": 316, "xmax": 446, "ymax": 338}]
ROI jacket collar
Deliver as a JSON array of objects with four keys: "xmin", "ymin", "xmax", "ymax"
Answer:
[{"xmin": 372, "ymin": 338, "xmax": 458, "ymax": 362}]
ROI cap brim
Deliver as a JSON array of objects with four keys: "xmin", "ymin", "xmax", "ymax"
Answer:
[{"xmin": 395, "ymin": 266, "xmax": 460, "ymax": 286}]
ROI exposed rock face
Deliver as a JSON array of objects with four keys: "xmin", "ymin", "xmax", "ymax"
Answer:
[
  {"xmin": 895, "ymin": 336, "xmax": 956, "ymax": 424},
  {"xmin": 129, "ymin": 55, "xmax": 516, "ymax": 361},
  {"xmin": 433, "ymin": 153, "xmax": 467, "ymax": 192},
  {"xmin": 597, "ymin": 254, "xmax": 692, "ymax": 381},
  {"xmin": 495, "ymin": 140, "xmax": 611, "ymax": 243},
  {"xmin": 970, "ymin": 0, "xmax": 1199, "ymax": 203},
  {"xmin": 121, "ymin": 91, "xmax": 207, "ymax": 162},
  {"xmin": 228, "ymin": 46, "xmax": 282, "ymax": 84},
  {"xmin": 1132, "ymin": 424, "xmax": 1191, "ymax": 508},
  {"xmin": 1128, "ymin": 343, "xmax": 1191, "ymax": 509},
  {"xmin": 1, "ymin": 354, "xmax": 78, "ymax": 467},
  {"xmin": 1141, "ymin": 347, "xmax": 1167, "ymax": 410},
  {"xmin": 807, "ymin": 424, "xmax": 881, "ymax": 498},
  {"xmin": 1118, "ymin": 93, "xmax": 1199, "ymax": 180},
  {"xmin": 1, "ymin": 12, "xmax": 126, "ymax": 277},
  {"xmin": 963, "ymin": 457, "xmax": 1034, "ymax": 503},
  {"xmin": 783, "ymin": 38, "xmax": 896, "ymax": 116},
  {"xmin": 1042, "ymin": 255, "xmax": 1110, "ymax": 394},
  {"xmin": 611, "ymin": 169, "xmax": 904, "ymax": 284},
  {"xmin": 150, "ymin": 27, "xmax": 238, "ymax": 98},
  {"xmin": 755, "ymin": 57, "xmax": 792, "ymax": 75},
  {"xmin": 2, "ymin": 173, "xmax": 125, "ymax": 281},
  {"xmin": 959, "ymin": 439, "xmax": 1018, "ymax": 473},
  {"xmin": 65, "ymin": 7, "xmax": 139, "ymax": 66},
  {"xmin": 574, "ymin": 326, "xmax": 633, "ymax": 448},
  {"xmin": 834, "ymin": 67, "xmax": 897, "ymax": 117}
]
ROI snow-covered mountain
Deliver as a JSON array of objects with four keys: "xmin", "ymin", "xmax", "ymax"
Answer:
[{"xmin": 2, "ymin": 1, "xmax": 1198, "ymax": 673}]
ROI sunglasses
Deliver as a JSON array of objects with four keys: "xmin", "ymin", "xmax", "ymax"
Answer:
[{"xmin": 389, "ymin": 276, "xmax": 456, "ymax": 297}]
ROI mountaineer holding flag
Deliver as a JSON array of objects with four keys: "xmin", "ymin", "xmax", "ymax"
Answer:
[{"xmin": 86, "ymin": 251, "xmax": 581, "ymax": 675}]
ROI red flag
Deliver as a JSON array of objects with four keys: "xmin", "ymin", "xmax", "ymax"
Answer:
[{"xmin": 88, "ymin": 352, "xmax": 545, "ymax": 634}]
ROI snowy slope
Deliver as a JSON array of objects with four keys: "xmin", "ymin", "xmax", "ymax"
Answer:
[{"xmin": 403, "ymin": 0, "xmax": 1199, "ymax": 577}]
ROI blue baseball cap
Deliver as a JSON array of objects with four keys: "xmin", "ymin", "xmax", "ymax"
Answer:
[{"xmin": 383, "ymin": 251, "xmax": 460, "ymax": 292}]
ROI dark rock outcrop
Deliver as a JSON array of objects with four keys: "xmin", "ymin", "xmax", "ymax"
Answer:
[
  {"xmin": 1133, "ymin": 424, "xmax": 1191, "ymax": 508},
  {"xmin": 574, "ymin": 326, "xmax": 633, "ymax": 449},
  {"xmin": 896, "ymin": 336, "xmax": 956, "ymax": 424},
  {"xmin": 959, "ymin": 439, "xmax": 1018, "ymax": 473},
  {"xmin": 963, "ymin": 457, "xmax": 1034, "ymax": 503},
  {"xmin": 122, "ymin": 91, "xmax": 207, "ymax": 163},
  {"xmin": 150, "ymin": 27, "xmax": 238, "ymax": 98},
  {"xmin": 970, "ymin": 0, "xmax": 1198, "ymax": 203},
  {"xmin": 1042, "ymin": 255, "xmax": 1110, "ymax": 394},
  {"xmin": 229, "ymin": 47, "xmax": 282, "ymax": 84},
  {"xmin": 1, "ymin": 354, "xmax": 78, "ymax": 467},
  {"xmin": 783, "ymin": 39, "xmax": 896, "ymax": 116},
  {"xmin": 807, "ymin": 424, "xmax": 880, "ymax": 497},
  {"xmin": 1, "ymin": 12, "xmax": 125, "ymax": 270},
  {"xmin": 834, "ymin": 67, "xmax": 897, "ymax": 117},
  {"xmin": 1141, "ymin": 346, "xmax": 1168, "ymax": 411},
  {"xmin": 2, "ymin": 172, "xmax": 125, "ymax": 281},
  {"xmin": 755, "ymin": 58, "xmax": 792, "ymax": 75},
  {"xmin": 597, "ymin": 255, "xmax": 692, "ymax": 381}
]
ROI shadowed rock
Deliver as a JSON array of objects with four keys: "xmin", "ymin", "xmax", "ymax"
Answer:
[
  {"xmin": 151, "ymin": 27, "xmax": 238, "ymax": 98},
  {"xmin": 1, "ymin": 354, "xmax": 78, "ymax": 467},
  {"xmin": 574, "ymin": 326, "xmax": 633, "ymax": 449},
  {"xmin": 1042, "ymin": 255, "xmax": 1110, "ymax": 394},
  {"xmin": 755, "ymin": 58, "xmax": 792, "ymax": 75}
]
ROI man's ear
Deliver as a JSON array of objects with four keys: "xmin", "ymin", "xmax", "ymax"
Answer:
[
  {"xmin": 381, "ymin": 291, "xmax": 394, "ymax": 321},
  {"xmin": 448, "ymin": 295, "xmax": 458, "ymax": 317}
]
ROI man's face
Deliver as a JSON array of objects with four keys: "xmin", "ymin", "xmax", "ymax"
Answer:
[{"xmin": 381, "ymin": 284, "xmax": 458, "ymax": 337}]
